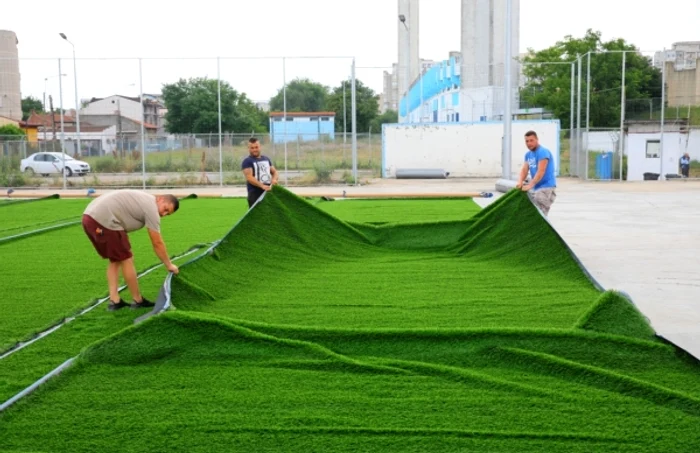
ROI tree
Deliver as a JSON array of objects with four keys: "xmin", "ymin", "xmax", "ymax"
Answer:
[
  {"xmin": 21, "ymin": 96, "xmax": 44, "ymax": 121},
  {"xmin": 0, "ymin": 124, "xmax": 26, "ymax": 139},
  {"xmin": 269, "ymin": 78, "xmax": 329, "ymax": 112},
  {"xmin": 161, "ymin": 77, "xmax": 267, "ymax": 134},
  {"xmin": 326, "ymin": 79, "xmax": 379, "ymax": 133},
  {"xmin": 369, "ymin": 110, "xmax": 398, "ymax": 133},
  {"xmin": 520, "ymin": 29, "xmax": 661, "ymax": 129}
]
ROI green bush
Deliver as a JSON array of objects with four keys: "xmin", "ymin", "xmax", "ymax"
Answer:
[{"xmin": 312, "ymin": 164, "xmax": 333, "ymax": 183}]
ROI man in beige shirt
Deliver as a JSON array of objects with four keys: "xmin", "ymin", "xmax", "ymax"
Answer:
[{"xmin": 82, "ymin": 190, "xmax": 180, "ymax": 311}]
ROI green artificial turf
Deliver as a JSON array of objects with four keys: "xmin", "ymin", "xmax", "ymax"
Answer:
[
  {"xmin": 0, "ymin": 194, "xmax": 486, "ymax": 404},
  {"xmin": 0, "ymin": 198, "xmax": 92, "ymax": 240},
  {"xmin": 171, "ymin": 187, "xmax": 600, "ymax": 329},
  {"xmin": 316, "ymin": 198, "xmax": 481, "ymax": 223},
  {"xmin": 2, "ymin": 311, "xmax": 699, "ymax": 452},
  {"xmin": 3, "ymin": 187, "xmax": 699, "ymax": 452},
  {"xmin": 0, "ymin": 198, "xmax": 248, "ymax": 351}
]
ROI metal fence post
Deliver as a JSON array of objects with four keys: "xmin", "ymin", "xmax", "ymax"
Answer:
[
  {"xmin": 619, "ymin": 52, "xmax": 626, "ymax": 181},
  {"xmin": 585, "ymin": 52, "xmax": 591, "ymax": 180},
  {"xmin": 58, "ymin": 58, "xmax": 66, "ymax": 190},
  {"xmin": 570, "ymin": 60, "xmax": 575, "ymax": 176},
  {"xmin": 660, "ymin": 48, "xmax": 666, "ymax": 180},
  {"xmin": 351, "ymin": 58, "xmax": 358, "ymax": 185},
  {"xmin": 217, "ymin": 57, "xmax": 223, "ymax": 187},
  {"xmin": 139, "ymin": 58, "xmax": 146, "ymax": 189},
  {"xmin": 576, "ymin": 56, "xmax": 582, "ymax": 178},
  {"xmin": 282, "ymin": 57, "xmax": 288, "ymax": 185}
]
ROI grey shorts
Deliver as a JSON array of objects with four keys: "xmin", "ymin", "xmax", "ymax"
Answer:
[{"xmin": 527, "ymin": 187, "xmax": 557, "ymax": 216}]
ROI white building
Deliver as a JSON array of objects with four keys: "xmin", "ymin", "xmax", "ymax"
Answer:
[
  {"xmin": 58, "ymin": 124, "xmax": 117, "ymax": 156},
  {"xmin": 80, "ymin": 95, "xmax": 163, "ymax": 133},
  {"xmin": 582, "ymin": 120, "xmax": 697, "ymax": 181},
  {"xmin": 654, "ymin": 42, "xmax": 700, "ymax": 71}
]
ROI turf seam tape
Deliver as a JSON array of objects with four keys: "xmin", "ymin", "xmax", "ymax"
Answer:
[
  {"xmin": 0, "ymin": 246, "xmax": 208, "ymax": 361},
  {"xmin": 0, "ymin": 220, "xmax": 82, "ymax": 244},
  {"xmin": 0, "ymin": 357, "xmax": 76, "ymax": 413}
]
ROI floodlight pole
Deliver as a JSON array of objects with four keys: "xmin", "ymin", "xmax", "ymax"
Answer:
[{"xmin": 502, "ymin": 0, "xmax": 513, "ymax": 179}]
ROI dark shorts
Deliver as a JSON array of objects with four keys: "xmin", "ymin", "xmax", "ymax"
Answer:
[
  {"xmin": 82, "ymin": 215, "xmax": 133, "ymax": 263},
  {"xmin": 247, "ymin": 188, "xmax": 266, "ymax": 208}
]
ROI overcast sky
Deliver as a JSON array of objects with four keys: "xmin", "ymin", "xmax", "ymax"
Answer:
[{"xmin": 3, "ymin": 0, "xmax": 697, "ymax": 110}]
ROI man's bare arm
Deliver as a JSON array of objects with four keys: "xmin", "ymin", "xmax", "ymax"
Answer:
[
  {"xmin": 271, "ymin": 166, "xmax": 279, "ymax": 184},
  {"xmin": 515, "ymin": 162, "xmax": 529, "ymax": 188},
  {"xmin": 523, "ymin": 159, "xmax": 548, "ymax": 190},
  {"xmin": 147, "ymin": 229, "xmax": 178, "ymax": 273}
]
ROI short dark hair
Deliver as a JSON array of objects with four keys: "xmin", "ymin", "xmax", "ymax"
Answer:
[
  {"xmin": 525, "ymin": 130, "xmax": 538, "ymax": 138},
  {"xmin": 163, "ymin": 194, "xmax": 179, "ymax": 212},
  {"xmin": 248, "ymin": 137, "xmax": 259, "ymax": 144}
]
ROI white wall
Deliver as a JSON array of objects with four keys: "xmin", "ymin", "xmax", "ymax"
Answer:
[
  {"xmin": 626, "ymin": 132, "xmax": 689, "ymax": 180},
  {"xmin": 81, "ymin": 96, "xmax": 142, "ymax": 123},
  {"xmin": 382, "ymin": 120, "xmax": 560, "ymax": 178},
  {"xmin": 59, "ymin": 126, "xmax": 117, "ymax": 156},
  {"xmin": 583, "ymin": 131, "xmax": 619, "ymax": 152}
]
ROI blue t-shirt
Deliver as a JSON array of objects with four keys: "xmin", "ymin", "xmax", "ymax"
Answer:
[
  {"xmin": 241, "ymin": 155, "xmax": 274, "ymax": 194},
  {"xmin": 524, "ymin": 146, "xmax": 556, "ymax": 190}
]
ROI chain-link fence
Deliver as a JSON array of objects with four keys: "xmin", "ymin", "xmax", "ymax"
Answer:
[{"xmin": 0, "ymin": 132, "xmax": 381, "ymax": 189}]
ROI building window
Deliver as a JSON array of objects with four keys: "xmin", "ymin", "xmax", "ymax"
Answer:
[
  {"xmin": 310, "ymin": 117, "xmax": 319, "ymax": 121},
  {"xmin": 645, "ymin": 140, "xmax": 660, "ymax": 158},
  {"xmin": 321, "ymin": 117, "xmax": 330, "ymax": 121},
  {"xmin": 273, "ymin": 118, "xmax": 282, "ymax": 122},
  {"xmin": 286, "ymin": 118, "xmax": 294, "ymax": 121}
]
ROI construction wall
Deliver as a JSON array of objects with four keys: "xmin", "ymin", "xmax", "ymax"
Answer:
[{"xmin": 381, "ymin": 120, "xmax": 560, "ymax": 178}]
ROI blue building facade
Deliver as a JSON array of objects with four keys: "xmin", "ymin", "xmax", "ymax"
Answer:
[
  {"xmin": 399, "ymin": 56, "xmax": 462, "ymax": 123},
  {"xmin": 269, "ymin": 112, "xmax": 336, "ymax": 144}
]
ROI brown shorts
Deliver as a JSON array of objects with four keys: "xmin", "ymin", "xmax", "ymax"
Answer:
[{"xmin": 82, "ymin": 215, "xmax": 133, "ymax": 263}]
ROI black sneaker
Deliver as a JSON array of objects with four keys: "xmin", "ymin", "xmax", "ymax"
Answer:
[
  {"xmin": 131, "ymin": 297, "xmax": 155, "ymax": 310},
  {"xmin": 107, "ymin": 300, "xmax": 130, "ymax": 311}
]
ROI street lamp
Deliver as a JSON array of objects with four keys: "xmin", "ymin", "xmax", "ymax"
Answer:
[
  {"xmin": 59, "ymin": 33, "xmax": 81, "ymax": 157},
  {"xmin": 399, "ymin": 14, "xmax": 410, "ymax": 124}
]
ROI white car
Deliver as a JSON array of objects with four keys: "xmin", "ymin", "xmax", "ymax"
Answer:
[{"xmin": 21, "ymin": 152, "xmax": 91, "ymax": 177}]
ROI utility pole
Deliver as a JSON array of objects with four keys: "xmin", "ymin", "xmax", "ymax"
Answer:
[{"xmin": 49, "ymin": 95, "xmax": 56, "ymax": 151}]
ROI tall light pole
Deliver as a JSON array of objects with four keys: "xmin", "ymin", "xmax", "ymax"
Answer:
[
  {"xmin": 502, "ymin": 0, "xmax": 513, "ymax": 180},
  {"xmin": 399, "ymin": 14, "xmax": 410, "ymax": 123},
  {"xmin": 342, "ymin": 79, "xmax": 347, "ymax": 144},
  {"xmin": 59, "ymin": 33, "xmax": 81, "ymax": 157}
]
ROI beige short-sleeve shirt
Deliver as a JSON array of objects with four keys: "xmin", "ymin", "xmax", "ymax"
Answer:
[{"xmin": 84, "ymin": 190, "xmax": 160, "ymax": 233}]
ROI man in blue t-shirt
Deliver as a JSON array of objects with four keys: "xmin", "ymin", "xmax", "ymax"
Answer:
[
  {"xmin": 515, "ymin": 130, "xmax": 557, "ymax": 216},
  {"xmin": 241, "ymin": 137, "xmax": 279, "ymax": 208}
]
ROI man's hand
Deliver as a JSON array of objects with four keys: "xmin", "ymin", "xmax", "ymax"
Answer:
[
  {"xmin": 166, "ymin": 263, "xmax": 179, "ymax": 274},
  {"xmin": 515, "ymin": 181, "xmax": 523, "ymax": 189},
  {"xmin": 522, "ymin": 184, "xmax": 533, "ymax": 192},
  {"xmin": 262, "ymin": 184, "xmax": 272, "ymax": 191}
]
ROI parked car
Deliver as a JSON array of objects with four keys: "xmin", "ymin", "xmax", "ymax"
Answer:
[{"xmin": 20, "ymin": 152, "xmax": 91, "ymax": 177}]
